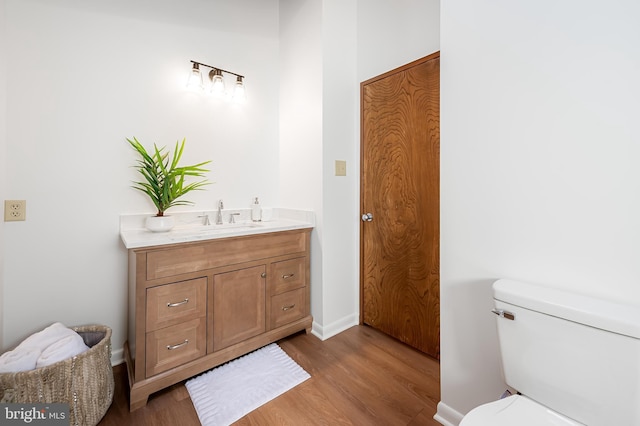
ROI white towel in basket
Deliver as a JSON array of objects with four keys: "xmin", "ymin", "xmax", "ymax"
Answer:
[
  {"xmin": 0, "ymin": 322, "xmax": 89, "ymax": 373},
  {"xmin": 18, "ymin": 322, "xmax": 77, "ymax": 351},
  {"xmin": 36, "ymin": 333, "xmax": 89, "ymax": 368},
  {"xmin": 0, "ymin": 347, "xmax": 41, "ymax": 373}
]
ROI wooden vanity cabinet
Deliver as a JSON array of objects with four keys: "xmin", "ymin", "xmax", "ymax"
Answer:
[{"xmin": 124, "ymin": 228, "xmax": 312, "ymax": 411}]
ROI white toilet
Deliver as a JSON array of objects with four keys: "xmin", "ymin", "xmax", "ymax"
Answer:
[{"xmin": 460, "ymin": 279, "xmax": 640, "ymax": 426}]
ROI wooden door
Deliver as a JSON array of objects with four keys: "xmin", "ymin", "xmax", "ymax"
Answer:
[{"xmin": 360, "ymin": 52, "xmax": 440, "ymax": 359}]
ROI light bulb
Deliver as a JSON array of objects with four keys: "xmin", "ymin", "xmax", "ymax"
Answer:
[
  {"xmin": 186, "ymin": 63, "xmax": 204, "ymax": 92},
  {"xmin": 232, "ymin": 76, "xmax": 246, "ymax": 103},
  {"xmin": 209, "ymin": 69, "xmax": 226, "ymax": 97}
]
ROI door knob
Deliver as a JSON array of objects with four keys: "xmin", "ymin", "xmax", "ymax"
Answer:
[{"xmin": 361, "ymin": 213, "xmax": 373, "ymax": 222}]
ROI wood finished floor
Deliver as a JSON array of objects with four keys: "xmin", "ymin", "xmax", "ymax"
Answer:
[{"xmin": 99, "ymin": 325, "xmax": 441, "ymax": 425}]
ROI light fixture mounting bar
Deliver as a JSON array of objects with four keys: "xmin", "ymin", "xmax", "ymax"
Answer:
[{"xmin": 190, "ymin": 60, "xmax": 244, "ymax": 79}]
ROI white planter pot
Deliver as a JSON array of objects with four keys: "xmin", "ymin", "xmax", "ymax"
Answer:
[{"xmin": 145, "ymin": 215, "xmax": 175, "ymax": 232}]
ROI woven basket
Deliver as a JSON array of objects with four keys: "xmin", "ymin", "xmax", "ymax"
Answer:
[{"xmin": 0, "ymin": 324, "xmax": 114, "ymax": 426}]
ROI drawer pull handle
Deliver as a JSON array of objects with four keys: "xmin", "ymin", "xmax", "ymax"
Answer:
[
  {"xmin": 282, "ymin": 273, "xmax": 295, "ymax": 279},
  {"xmin": 166, "ymin": 339, "xmax": 189, "ymax": 350},
  {"xmin": 282, "ymin": 304, "xmax": 296, "ymax": 311},
  {"xmin": 167, "ymin": 298, "xmax": 189, "ymax": 308}
]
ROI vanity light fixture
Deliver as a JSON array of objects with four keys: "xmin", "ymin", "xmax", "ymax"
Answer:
[{"xmin": 187, "ymin": 60, "xmax": 245, "ymax": 102}]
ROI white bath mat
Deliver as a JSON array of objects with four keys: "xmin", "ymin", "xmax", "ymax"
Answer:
[{"xmin": 185, "ymin": 343, "xmax": 310, "ymax": 426}]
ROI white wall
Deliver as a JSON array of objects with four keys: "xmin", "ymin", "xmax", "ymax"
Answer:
[
  {"xmin": 357, "ymin": 0, "xmax": 440, "ymax": 82},
  {"xmin": 278, "ymin": 0, "xmax": 360, "ymax": 338},
  {"xmin": 319, "ymin": 0, "xmax": 359, "ymax": 336},
  {"xmin": 2, "ymin": 0, "xmax": 280, "ymax": 359},
  {"xmin": 278, "ymin": 0, "xmax": 324, "ymax": 327},
  {"xmin": 0, "ymin": 0, "xmax": 7, "ymax": 349},
  {"xmin": 439, "ymin": 0, "xmax": 640, "ymax": 424}
]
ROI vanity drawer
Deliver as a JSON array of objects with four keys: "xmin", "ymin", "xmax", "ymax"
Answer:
[
  {"xmin": 145, "ymin": 318, "xmax": 206, "ymax": 377},
  {"xmin": 146, "ymin": 231, "xmax": 308, "ymax": 280},
  {"xmin": 271, "ymin": 288, "xmax": 305, "ymax": 329},
  {"xmin": 146, "ymin": 277, "xmax": 207, "ymax": 332},
  {"xmin": 271, "ymin": 257, "xmax": 306, "ymax": 295}
]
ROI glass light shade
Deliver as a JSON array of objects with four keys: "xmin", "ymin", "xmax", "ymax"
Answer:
[
  {"xmin": 209, "ymin": 69, "xmax": 226, "ymax": 97},
  {"xmin": 186, "ymin": 63, "xmax": 204, "ymax": 92},
  {"xmin": 232, "ymin": 76, "xmax": 246, "ymax": 103}
]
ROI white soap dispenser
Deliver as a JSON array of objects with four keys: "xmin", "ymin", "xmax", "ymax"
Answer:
[{"xmin": 251, "ymin": 197, "xmax": 262, "ymax": 222}]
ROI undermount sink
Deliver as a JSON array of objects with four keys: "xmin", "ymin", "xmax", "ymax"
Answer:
[
  {"xmin": 200, "ymin": 222, "xmax": 263, "ymax": 231},
  {"xmin": 217, "ymin": 222, "xmax": 262, "ymax": 228},
  {"xmin": 169, "ymin": 222, "xmax": 264, "ymax": 240}
]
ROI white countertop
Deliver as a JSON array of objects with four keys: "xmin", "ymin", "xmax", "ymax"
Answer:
[{"xmin": 120, "ymin": 208, "xmax": 314, "ymax": 249}]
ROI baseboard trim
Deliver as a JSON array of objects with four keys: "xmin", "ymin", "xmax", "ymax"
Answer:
[
  {"xmin": 434, "ymin": 401, "xmax": 464, "ymax": 426},
  {"xmin": 111, "ymin": 347, "xmax": 124, "ymax": 366},
  {"xmin": 311, "ymin": 314, "xmax": 359, "ymax": 341}
]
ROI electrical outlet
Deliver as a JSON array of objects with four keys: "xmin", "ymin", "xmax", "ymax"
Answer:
[
  {"xmin": 335, "ymin": 160, "xmax": 347, "ymax": 176},
  {"xmin": 4, "ymin": 200, "xmax": 26, "ymax": 222}
]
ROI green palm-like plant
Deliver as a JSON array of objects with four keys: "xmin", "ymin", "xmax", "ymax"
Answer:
[{"xmin": 127, "ymin": 137, "xmax": 211, "ymax": 216}]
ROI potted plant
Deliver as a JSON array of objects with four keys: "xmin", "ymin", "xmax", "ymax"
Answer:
[{"xmin": 127, "ymin": 137, "xmax": 211, "ymax": 232}]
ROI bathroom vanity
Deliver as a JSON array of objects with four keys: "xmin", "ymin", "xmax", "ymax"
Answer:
[{"xmin": 120, "ymin": 212, "xmax": 313, "ymax": 411}]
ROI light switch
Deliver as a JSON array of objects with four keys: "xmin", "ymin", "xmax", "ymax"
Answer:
[{"xmin": 335, "ymin": 160, "xmax": 347, "ymax": 176}]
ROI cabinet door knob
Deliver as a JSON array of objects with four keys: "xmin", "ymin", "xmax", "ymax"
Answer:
[{"xmin": 261, "ymin": 272, "xmax": 267, "ymax": 278}]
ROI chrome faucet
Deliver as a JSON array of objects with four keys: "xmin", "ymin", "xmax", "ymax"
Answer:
[{"xmin": 216, "ymin": 200, "xmax": 224, "ymax": 225}]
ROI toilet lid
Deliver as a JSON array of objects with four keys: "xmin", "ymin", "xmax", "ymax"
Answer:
[{"xmin": 460, "ymin": 395, "xmax": 584, "ymax": 426}]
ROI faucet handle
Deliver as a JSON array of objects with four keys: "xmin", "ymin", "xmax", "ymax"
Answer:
[
  {"xmin": 218, "ymin": 200, "xmax": 224, "ymax": 209},
  {"xmin": 197, "ymin": 213, "xmax": 211, "ymax": 226},
  {"xmin": 229, "ymin": 212, "xmax": 240, "ymax": 224}
]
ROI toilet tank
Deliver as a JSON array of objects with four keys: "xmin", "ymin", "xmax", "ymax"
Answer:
[{"xmin": 493, "ymin": 279, "xmax": 640, "ymax": 426}]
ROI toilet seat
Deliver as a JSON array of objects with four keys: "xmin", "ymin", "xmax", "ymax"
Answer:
[{"xmin": 460, "ymin": 395, "xmax": 584, "ymax": 426}]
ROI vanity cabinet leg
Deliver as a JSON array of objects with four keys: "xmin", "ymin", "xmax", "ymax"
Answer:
[{"xmin": 129, "ymin": 391, "xmax": 149, "ymax": 412}]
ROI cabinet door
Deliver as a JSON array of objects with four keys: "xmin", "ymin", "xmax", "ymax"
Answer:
[{"xmin": 212, "ymin": 265, "xmax": 266, "ymax": 351}]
